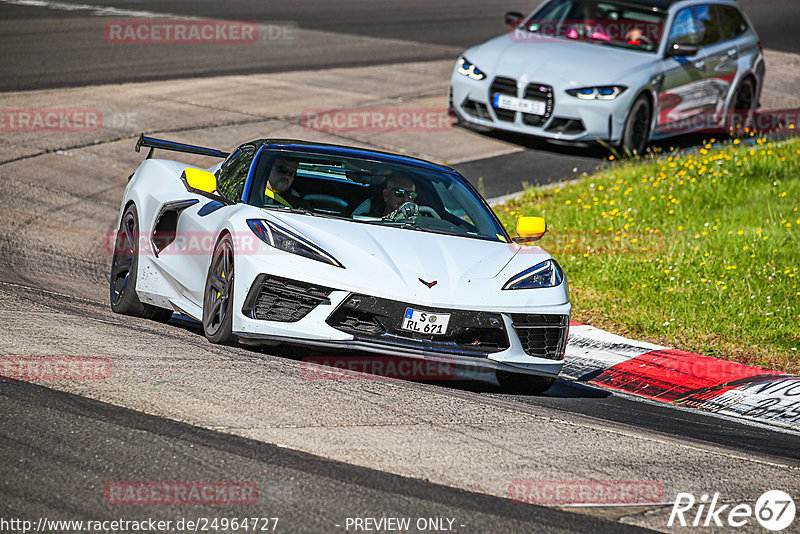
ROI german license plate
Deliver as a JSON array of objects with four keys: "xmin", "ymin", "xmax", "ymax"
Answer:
[
  {"xmin": 401, "ymin": 308, "xmax": 450, "ymax": 335},
  {"xmin": 493, "ymin": 93, "xmax": 546, "ymax": 115}
]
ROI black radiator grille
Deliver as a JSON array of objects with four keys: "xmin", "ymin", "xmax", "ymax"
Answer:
[
  {"xmin": 510, "ymin": 314, "xmax": 569, "ymax": 360},
  {"xmin": 521, "ymin": 83, "xmax": 554, "ymax": 126},
  {"xmin": 327, "ymin": 294, "xmax": 510, "ymax": 355},
  {"xmin": 242, "ymin": 274, "xmax": 333, "ymax": 322},
  {"xmin": 490, "ymin": 76, "xmax": 518, "ymax": 122}
]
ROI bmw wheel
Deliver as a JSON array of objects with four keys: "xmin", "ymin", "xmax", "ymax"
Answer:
[
  {"xmin": 729, "ymin": 77, "xmax": 756, "ymax": 135},
  {"xmin": 618, "ymin": 95, "xmax": 652, "ymax": 157},
  {"xmin": 110, "ymin": 204, "xmax": 173, "ymax": 321},
  {"xmin": 203, "ymin": 233, "xmax": 237, "ymax": 345}
]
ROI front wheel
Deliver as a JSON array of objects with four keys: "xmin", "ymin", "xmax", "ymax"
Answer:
[
  {"xmin": 618, "ymin": 95, "xmax": 652, "ymax": 157},
  {"xmin": 496, "ymin": 371, "xmax": 556, "ymax": 395},
  {"xmin": 203, "ymin": 233, "xmax": 237, "ymax": 345}
]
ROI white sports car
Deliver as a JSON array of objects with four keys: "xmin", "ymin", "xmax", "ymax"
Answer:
[{"xmin": 109, "ymin": 135, "xmax": 570, "ymax": 391}]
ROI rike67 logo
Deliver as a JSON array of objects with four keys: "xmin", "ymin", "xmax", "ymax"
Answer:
[{"xmin": 669, "ymin": 490, "xmax": 795, "ymax": 531}]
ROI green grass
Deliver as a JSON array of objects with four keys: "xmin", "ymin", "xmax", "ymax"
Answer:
[{"xmin": 497, "ymin": 136, "xmax": 800, "ymax": 373}]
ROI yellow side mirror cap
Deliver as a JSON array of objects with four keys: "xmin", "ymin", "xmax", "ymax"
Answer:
[
  {"xmin": 181, "ymin": 167, "xmax": 217, "ymax": 194},
  {"xmin": 515, "ymin": 216, "xmax": 547, "ymax": 242}
]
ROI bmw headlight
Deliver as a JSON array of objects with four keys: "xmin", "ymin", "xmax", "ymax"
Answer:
[
  {"xmin": 503, "ymin": 259, "xmax": 564, "ymax": 290},
  {"xmin": 247, "ymin": 219, "xmax": 344, "ymax": 268},
  {"xmin": 566, "ymin": 85, "xmax": 627, "ymax": 100},
  {"xmin": 457, "ymin": 57, "xmax": 487, "ymax": 81}
]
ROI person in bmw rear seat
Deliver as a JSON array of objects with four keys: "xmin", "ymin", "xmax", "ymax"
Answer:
[{"xmin": 264, "ymin": 157, "xmax": 304, "ymax": 208}]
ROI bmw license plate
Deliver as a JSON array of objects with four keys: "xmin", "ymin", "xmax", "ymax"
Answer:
[
  {"xmin": 493, "ymin": 93, "xmax": 546, "ymax": 115},
  {"xmin": 401, "ymin": 308, "xmax": 450, "ymax": 335}
]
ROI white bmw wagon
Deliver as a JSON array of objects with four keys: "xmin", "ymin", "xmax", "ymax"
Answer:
[{"xmin": 449, "ymin": 0, "xmax": 764, "ymax": 153}]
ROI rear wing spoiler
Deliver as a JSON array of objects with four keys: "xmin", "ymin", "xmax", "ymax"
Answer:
[{"xmin": 135, "ymin": 134, "xmax": 229, "ymax": 159}]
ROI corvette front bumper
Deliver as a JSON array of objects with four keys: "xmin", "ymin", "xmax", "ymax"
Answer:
[{"xmin": 234, "ymin": 273, "xmax": 568, "ymax": 380}]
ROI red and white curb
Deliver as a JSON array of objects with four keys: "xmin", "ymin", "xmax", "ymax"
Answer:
[{"xmin": 563, "ymin": 322, "xmax": 800, "ymax": 431}]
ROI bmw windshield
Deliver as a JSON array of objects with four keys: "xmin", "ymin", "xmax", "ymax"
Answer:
[
  {"xmin": 518, "ymin": 0, "xmax": 667, "ymax": 52},
  {"xmin": 245, "ymin": 149, "xmax": 510, "ymax": 243}
]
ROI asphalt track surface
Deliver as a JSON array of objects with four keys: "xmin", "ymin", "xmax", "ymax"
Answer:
[
  {"xmin": 1, "ymin": 1, "xmax": 800, "ymax": 533},
  {"xmin": 0, "ymin": 380, "xmax": 648, "ymax": 534},
  {"xmin": 0, "ymin": 0, "xmax": 798, "ymax": 92},
  {"xmin": 2, "ymin": 0, "xmax": 797, "ymax": 198}
]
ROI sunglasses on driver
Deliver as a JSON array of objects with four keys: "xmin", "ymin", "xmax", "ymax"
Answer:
[{"xmin": 390, "ymin": 187, "xmax": 418, "ymax": 201}]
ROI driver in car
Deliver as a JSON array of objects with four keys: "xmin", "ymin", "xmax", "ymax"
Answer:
[
  {"xmin": 381, "ymin": 175, "xmax": 417, "ymax": 216},
  {"xmin": 265, "ymin": 157, "xmax": 305, "ymax": 208}
]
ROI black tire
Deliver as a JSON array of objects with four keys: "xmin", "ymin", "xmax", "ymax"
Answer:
[
  {"xmin": 203, "ymin": 233, "xmax": 237, "ymax": 345},
  {"xmin": 109, "ymin": 204, "xmax": 173, "ymax": 322},
  {"xmin": 618, "ymin": 95, "xmax": 652, "ymax": 157},
  {"xmin": 496, "ymin": 371, "xmax": 556, "ymax": 395},
  {"xmin": 728, "ymin": 77, "xmax": 756, "ymax": 135}
]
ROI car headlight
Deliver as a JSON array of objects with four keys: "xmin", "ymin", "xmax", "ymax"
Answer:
[
  {"xmin": 456, "ymin": 57, "xmax": 487, "ymax": 81},
  {"xmin": 566, "ymin": 86, "xmax": 627, "ymax": 100},
  {"xmin": 247, "ymin": 219, "xmax": 344, "ymax": 268},
  {"xmin": 502, "ymin": 259, "xmax": 564, "ymax": 290}
]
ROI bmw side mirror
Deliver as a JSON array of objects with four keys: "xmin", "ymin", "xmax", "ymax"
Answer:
[
  {"xmin": 505, "ymin": 11, "xmax": 524, "ymax": 27},
  {"xmin": 667, "ymin": 42, "xmax": 701, "ymax": 57},
  {"xmin": 513, "ymin": 216, "xmax": 547, "ymax": 243}
]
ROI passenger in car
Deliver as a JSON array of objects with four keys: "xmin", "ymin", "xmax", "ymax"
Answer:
[{"xmin": 264, "ymin": 157, "xmax": 305, "ymax": 208}]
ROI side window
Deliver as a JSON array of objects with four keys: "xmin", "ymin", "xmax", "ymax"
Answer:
[
  {"xmin": 216, "ymin": 145, "xmax": 255, "ymax": 201},
  {"xmin": 716, "ymin": 5, "xmax": 748, "ymax": 41},
  {"xmin": 668, "ymin": 7, "xmax": 702, "ymax": 45},
  {"xmin": 692, "ymin": 5, "xmax": 722, "ymax": 47}
]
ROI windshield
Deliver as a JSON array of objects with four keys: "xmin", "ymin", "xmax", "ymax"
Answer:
[
  {"xmin": 246, "ymin": 149, "xmax": 509, "ymax": 243},
  {"xmin": 519, "ymin": 0, "xmax": 666, "ymax": 52}
]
